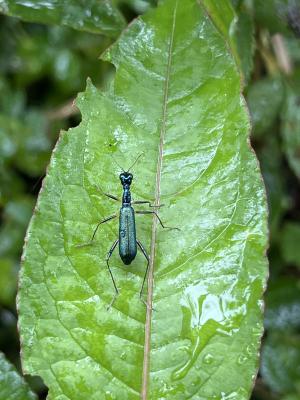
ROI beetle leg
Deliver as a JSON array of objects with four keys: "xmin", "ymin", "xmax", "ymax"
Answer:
[
  {"xmin": 137, "ymin": 240, "xmax": 152, "ymax": 309},
  {"xmin": 75, "ymin": 214, "xmax": 117, "ymax": 248},
  {"xmin": 91, "ymin": 214, "xmax": 117, "ymax": 241},
  {"xmin": 132, "ymin": 200, "xmax": 164, "ymax": 208},
  {"xmin": 95, "ymin": 184, "xmax": 119, "ymax": 201},
  {"xmin": 106, "ymin": 239, "xmax": 119, "ymax": 310},
  {"xmin": 135, "ymin": 210, "xmax": 180, "ymax": 230}
]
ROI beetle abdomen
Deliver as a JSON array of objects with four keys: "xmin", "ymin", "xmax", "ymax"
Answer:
[{"xmin": 119, "ymin": 207, "xmax": 137, "ymax": 265}]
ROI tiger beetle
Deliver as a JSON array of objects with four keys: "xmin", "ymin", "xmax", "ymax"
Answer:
[{"xmin": 80, "ymin": 154, "xmax": 178, "ymax": 310}]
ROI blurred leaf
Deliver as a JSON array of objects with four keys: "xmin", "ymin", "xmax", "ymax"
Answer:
[
  {"xmin": 0, "ymin": 76, "xmax": 25, "ymax": 118},
  {"xmin": 0, "ymin": 311, "xmax": 18, "ymax": 370},
  {"xmin": 117, "ymin": 0, "xmax": 156, "ymax": 14},
  {"xmin": 253, "ymin": 0, "xmax": 296, "ymax": 35},
  {"xmin": 15, "ymin": 110, "xmax": 52, "ymax": 176},
  {"xmin": 261, "ymin": 332, "xmax": 300, "ymax": 395},
  {"xmin": 0, "ymin": 197, "xmax": 35, "ymax": 258},
  {"xmin": 0, "ymin": 352, "xmax": 37, "ymax": 400},
  {"xmin": 235, "ymin": 4, "xmax": 255, "ymax": 84},
  {"xmin": 0, "ymin": 111, "xmax": 51, "ymax": 176},
  {"xmin": 284, "ymin": 35, "xmax": 300, "ymax": 63},
  {"xmin": 0, "ymin": 259, "xmax": 17, "ymax": 307},
  {"xmin": 247, "ymin": 77, "xmax": 284, "ymax": 138},
  {"xmin": 280, "ymin": 222, "xmax": 300, "ymax": 268},
  {"xmin": 13, "ymin": 24, "xmax": 112, "ymax": 93},
  {"xmin": 282, "ymin": 395, "xmax": 300, "ymax": 400},
  {"xmin": 281, "ymin": 83, "xmax": 300, "ymax": 179},
  {"xmin": 0, "ymin": 0, "xmax": 126, "ymax": 38},
  {"xmin": 257, "ymin": 135, "xmax": 288, "ymax": 237},
  {"xmin": 0, "ymin": 164, "xmax": 25, "ymax": 207},
  {"xmin": 18, "ymin": 0, "xmax": 268, "ymax": 398},
  {"xmin": 264, "ymin": 277, "xmax": 300, "ymax": 331}
]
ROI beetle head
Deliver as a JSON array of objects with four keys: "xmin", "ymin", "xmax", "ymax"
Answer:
[{"xmin": 119, "ymin": 172, "xmax": 133, "ymax": 186}]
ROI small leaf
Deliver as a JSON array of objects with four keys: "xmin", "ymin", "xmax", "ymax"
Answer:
[
  {"xmin": 0, "ymin": 352, "xmax": 37, "ymax": 400},
  {"xmin": 18, "ymin": 0, "xmax": 268, "ymax": 398},
  {"xmin": 0, "ymin": 0, "xmax": 126, "ymax": 37}
]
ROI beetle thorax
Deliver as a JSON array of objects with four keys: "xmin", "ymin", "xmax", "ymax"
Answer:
[{"xmin": 122, "ymin": 186, "xmax": 131, "ymax": 205}]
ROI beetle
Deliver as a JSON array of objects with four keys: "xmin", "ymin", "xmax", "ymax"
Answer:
[{"xmin": 79, "ymin": 154, "xmax": 177, "ymax": 309}]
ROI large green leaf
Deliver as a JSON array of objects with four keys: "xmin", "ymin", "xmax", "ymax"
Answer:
[
  {"xmin": 0, "ymin": 0, "xmax": 125, "ymax": 37},
  {"xmin": 0, "ymin": 352, "xmax": 37, "ymax": 400},
  {"xmin": 18, "ymin": 0, "xmax": 268, "ymax": 398}
]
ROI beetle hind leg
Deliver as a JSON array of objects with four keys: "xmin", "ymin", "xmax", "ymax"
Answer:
[
  {"xmin": 106, "ymin": 239, "xmax": 119, "ymax": 310},
  {"xmin": 137, "ymin": 240, "xmax": 153, "ymax": 310}
]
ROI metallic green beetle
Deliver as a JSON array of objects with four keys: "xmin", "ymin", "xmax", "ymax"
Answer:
[{"xmin": 86, "ymin": 157, "xmax": 176, "ymax": 310}]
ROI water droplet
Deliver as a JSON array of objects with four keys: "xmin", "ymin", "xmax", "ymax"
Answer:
[
  {"xmin": 237, "ymin": 354, "xmax": 248, "ymax": 365},
  {"xmin": 105, "ymin": 391, "xmax": 115, "ymax": 400},
  {"xmin": 203, "ymin": 353, "xmax": 214, "ymax": 364},
  {"xmin": 120, "ymin": 352, "xmax": 126, "ymax": 360},
  {"xmin": 246, "ymin": 344, "xmax": 256, "ymax": 355}
]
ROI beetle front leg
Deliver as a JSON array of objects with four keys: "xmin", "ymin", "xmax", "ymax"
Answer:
[{"xmin": 95, "ymin": 184, "xmax": 119, "ymax": 202}]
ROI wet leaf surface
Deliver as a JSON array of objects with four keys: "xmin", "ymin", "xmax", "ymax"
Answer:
[
  {"xmin": 0, "ymin": 0, "xmax": 126, "ymax": 37},
  {"xmin": 18, "ymin": 0, "xmax": 268, "ymax": 399}
]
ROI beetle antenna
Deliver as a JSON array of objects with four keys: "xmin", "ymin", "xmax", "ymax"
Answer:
[
  {"xmin": 111, "ymin": 155, "xmax": 125, "ymax": 173},
  {"xmin": 127, "ymin": 152, "xmax": 144, "ymax": 173}
]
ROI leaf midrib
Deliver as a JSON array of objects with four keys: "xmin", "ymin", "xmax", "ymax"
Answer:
[{"xmin": 141, "ymin": 1, "xmax": 178, "ymax": 398}]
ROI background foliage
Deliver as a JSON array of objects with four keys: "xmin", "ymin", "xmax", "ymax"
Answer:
[{"xmin": 0, "ymin": 0, "xmax": 299, "ymax": 399}]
